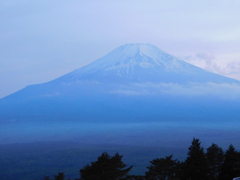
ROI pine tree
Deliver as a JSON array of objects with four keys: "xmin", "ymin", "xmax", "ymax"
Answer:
[
  {"xmin": 180, "ymin": 138, "xmax": 209, "ymax": 180},
  {"xmin": 219, "ymin": 144, "xmax": 240, "ymax": 180},
  {"xmin": 79, "ymin": 152, "xmax": 133, "ymax": 180},
  {"xmin": 206, "ymin": 143, "xmax": 224, "ymax": 180},
  {"xmin": 146, "ymin": 155, "xmax": 180, "ymax": 180},
  {"xmin": 54, "ymin": 172, "xmax": 65, "ymax": 180}
]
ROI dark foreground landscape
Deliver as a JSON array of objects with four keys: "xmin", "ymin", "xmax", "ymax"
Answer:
[
  {"xmin": 0, "ymin": 141, "xmax": 185, "ymax": 180},
  {"xmin": 1, "ymin": 138, "xmax": 240, "ymax": 180},
  {"xmin": 1, "ymin": 121, "xmax": 240, "ymax": 180}
]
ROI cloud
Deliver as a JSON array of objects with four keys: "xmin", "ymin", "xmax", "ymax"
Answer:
[
  {"xmin": 109, "ymin": 82, "xmax": 240, "ymax": 99},
  {"xmin": 196, "ymin": 53, "xmax": 215, "ymax": 61},
  {"xmin": 183, "ymin": 53, "xmax": 240, "ymax": 81},
  {"xmin": 109, "ymin": 89, "xmax": 153, "ymax": 96}
]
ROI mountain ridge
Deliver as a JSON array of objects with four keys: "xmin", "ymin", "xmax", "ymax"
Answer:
[{"xmin": 50, "ymin": 43, "xmax": 240, "ymax": 84}]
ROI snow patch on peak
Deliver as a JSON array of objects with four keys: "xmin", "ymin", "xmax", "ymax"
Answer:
[{"xmin": 139, "ymin": 62, "xmax": 151, "ymax": 68}]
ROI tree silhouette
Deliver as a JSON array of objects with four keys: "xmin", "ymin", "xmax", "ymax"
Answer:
[
  {"xmin": 219, "ymin": 144, "xmax": 240, "ymax": 180},
  {"xmin": 181, "ymin": 138, "xmax": 209, "ymax": 180},
  {"xmin": 54, "ymin": 172, "xmax": 65, "ymax": 180},
  {"xmin": 42, "ymin": 140, "xmax": 240, "ymax": 180},
  {"xmin": 206, "ymin": 143, "xmax": 224, "ymax": 180},
  {"xmin": 44, "ymin": 172, "xmax": 71, "ymax": 180},
  {"xmin": 44, "ymin": 176, "xmax": 51, "ymax": 180},
  {"xmin": 146, "ymin": 155, "xmax": 180, "ymax": 180},
  {"xmin": 79, "ymin": 152, "xmax": 133, "ymax": 180}
]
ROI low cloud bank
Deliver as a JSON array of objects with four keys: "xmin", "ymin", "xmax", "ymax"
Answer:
[{"xmin": 110, "ymin": 82, "xmax": 240, "ymax": 99}]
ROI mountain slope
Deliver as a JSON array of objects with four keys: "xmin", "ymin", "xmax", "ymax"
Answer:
[{"xmin": 0, "ymin": 43, "xmax": 240, "ymax": 123}]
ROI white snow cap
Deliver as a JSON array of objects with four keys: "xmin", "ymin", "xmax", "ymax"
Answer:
[{"xmin": 80, "ymin": 43, "xmax": 186, "ymax": 72}]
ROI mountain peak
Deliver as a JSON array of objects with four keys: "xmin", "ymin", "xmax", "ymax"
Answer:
[
  {"xmin": 53, "ymin": 44, "xmax": 239, "ymax": 84},
  {"xmin": 57, "ymin": 43, "xmax": 190, "ymax": 83},
  {"xmin": 116, "ymin": 43, "xmax": 162, "ymax": 58}
]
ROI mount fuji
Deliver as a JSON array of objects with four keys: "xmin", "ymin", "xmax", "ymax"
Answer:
[{"xmin": 1, "ymin": 43, "xmax": 240, "ymax": 124}]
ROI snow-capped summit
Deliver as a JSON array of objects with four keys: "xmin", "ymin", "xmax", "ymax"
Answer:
[
  {"xmin": 84, "ymin": 43, "xmax": 190, "ymax": 71},
  {"xmin": 54, "ymin": 43, "xmax": 238, "ymax": 84}
]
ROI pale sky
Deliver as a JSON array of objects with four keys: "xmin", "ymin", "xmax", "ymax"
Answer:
[{"xmin": 1, "ymin": 0, "xmax": 240, "ymax": 98}]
